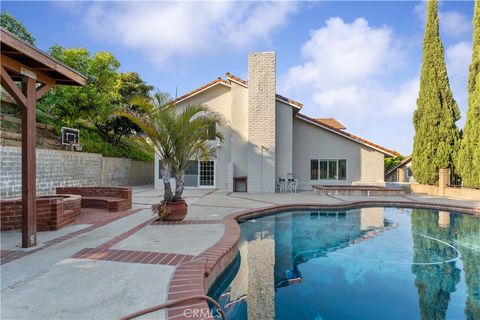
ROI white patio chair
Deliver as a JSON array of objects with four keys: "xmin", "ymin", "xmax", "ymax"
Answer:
[
  {"xmin": 286, "ymin": 178, "xmax": 298, "ymax": 193},
  {"xmin": 276, "ymin": 177, "xmax": 286, "ymax": 193}
]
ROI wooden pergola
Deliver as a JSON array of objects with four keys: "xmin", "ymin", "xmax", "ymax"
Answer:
[{"xmin": 1, "ymin": 29, "xmax": 86, "ymax": 248}]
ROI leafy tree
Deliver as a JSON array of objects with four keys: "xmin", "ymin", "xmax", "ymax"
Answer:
[
  {"xmin": 39, "ymin": 45, "xmax": 120, "ymax": 126},
  {"xmin": 96, "ymin": 72, "xmax": 153, "ymax": 146},
  {"xmin": 385, "ymin": 155, "xmax": 405, "ymax": 173},
  {"xmin": 118, "ymin": 92, "xmax": 224, "ymax": 202},
  {"xmin": 412, "ymin": 0, "xmax": 461, "ymax": 185},
  {"xmin": 456, "ymin": 0, "xmax": 480, "ymax": 188},
  {"xmin": 0, "ymin": 11, "xmax": 35, "ymax": 45}
]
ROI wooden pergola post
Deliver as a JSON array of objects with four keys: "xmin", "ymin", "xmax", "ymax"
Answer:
[
  {"xmin": 22, "ymin": 76, "xmax": 37, "ymax": 246},
  {"xmin": 1, "ymin": 29, "xmax": 86, "ymax": 247}
]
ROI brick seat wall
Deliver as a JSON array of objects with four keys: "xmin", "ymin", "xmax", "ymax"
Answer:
[
  {"xmin": 0, "ymin": 195, "xmax": 81, "ymax": 231},
  {"xmin": 56, "ymin": 187, "xmax": 132, "ymax": 212}
]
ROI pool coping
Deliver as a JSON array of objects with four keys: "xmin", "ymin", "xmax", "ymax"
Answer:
[{"xmin": 166, "ymin": 200, "xmax": 479, "ymax": 320}]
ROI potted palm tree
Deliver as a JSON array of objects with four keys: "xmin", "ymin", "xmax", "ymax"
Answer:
[{"xmin": 118, "ymin": 91, "xmax": 223, "ymax": 221}]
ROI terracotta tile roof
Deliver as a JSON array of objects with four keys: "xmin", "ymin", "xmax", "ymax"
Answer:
[
  {"xmin": 226, "ymin": 73, "xmax": 303, "ymax": 109},
  {"xmin": 315, "ymin": 118, "xmax": 346, "ymax": 130},
  {"xmin": 296, "ymin": 113, "xmax": 400, "ymax": 157},
  {"xmin": 173, "ymin": 73, "xmax": 303, "ymax": 110},
  {"xmin": 385, "ymin": 155, "xmax": 412, "ymax": 176},
  {"xmin": 174, "ymin": 78, "xmax": 230, "ymax": 103},
  {"xmin": 275, "ymin": 94, "xmax": 303, "ymax": 109},
  {"xmin": 225, "ymin": 72, "xmax": 247, "ymax": 85}
]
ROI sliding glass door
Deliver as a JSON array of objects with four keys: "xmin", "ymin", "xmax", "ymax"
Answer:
[{"xmin": 184, "ymin": 161, "xmax": 199, "ymax": 187}]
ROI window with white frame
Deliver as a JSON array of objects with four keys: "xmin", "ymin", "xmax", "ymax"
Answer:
[
  {"xmin": 310, "ymin": 159, "xmax": 347, "ymax": 181},
  {"xmin": 206, "ymin": 122, "xmax": 216, "ymax": 141},
  {"xmin": 199, "ymin": 161, "xmax": 215, "ymax": 186}
]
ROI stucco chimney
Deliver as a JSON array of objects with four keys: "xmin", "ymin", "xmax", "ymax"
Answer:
[{"xmin": 247, "ymin": 52, "xmax": 276, "ymax": 193}]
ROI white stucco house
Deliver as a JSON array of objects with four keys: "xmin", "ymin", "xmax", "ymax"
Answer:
[{"xmin": 154, "ymin": 52, "xmax": 399, "ymax": 193}]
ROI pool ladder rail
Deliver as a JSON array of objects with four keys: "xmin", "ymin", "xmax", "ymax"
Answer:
[{"xmin": 119, "ymin": 294, "xmax": 226, "ymax": 320}]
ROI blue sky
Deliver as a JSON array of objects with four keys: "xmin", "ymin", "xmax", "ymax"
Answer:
[{"xmin": 2, "ymin": 1, "xmax": 475, "ymax": 155}]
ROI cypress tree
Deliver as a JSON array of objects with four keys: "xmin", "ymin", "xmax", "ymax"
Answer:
[
  {"xmin": 456, "ymin": 0, "xmax": 480, "ymax": 188},
  {"xmin": 412, "ymin": 0, "xmax": 461, "ymax": 185}
]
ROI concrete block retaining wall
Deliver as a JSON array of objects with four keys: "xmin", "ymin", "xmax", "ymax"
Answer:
[{"xmin": 0, "ymin": 146, "xmax": 153, "ymax": 198}]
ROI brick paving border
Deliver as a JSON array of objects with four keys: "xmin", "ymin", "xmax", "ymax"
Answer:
[
  {"xmin": 151, "ymin": 220, "xmax": 224, "ymax": 225},
  {"xmin": 72, "ymin": 248, "xmax": 194, "ymax": 266},
  {"xmin": 165, "ymin": 200, "xmax": 480, "ymax": 320},
  {"xmin": 0, "ymin": 208, "xmax": 143, "ymax": 265}
]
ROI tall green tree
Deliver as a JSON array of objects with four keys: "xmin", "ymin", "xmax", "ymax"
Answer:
[
  {"xmin": 0, "ymin": 11, "xmax": 35, "ymax": 45},
  {"xmin": 39, "ymin": 45, "xmax": 120, "ymax": 125},
  {"xmin": 412, "ymin": 0, "xmax": 461, "ymax": 185},
  {"xmin": 97, "ymin": 72, "xmax": 153, "ymax": 146},
  {"xmin": 456, "ymin": 0, "xmax": 480, "ymax": 188}
]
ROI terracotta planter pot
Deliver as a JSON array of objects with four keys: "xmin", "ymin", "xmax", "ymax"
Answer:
[{"xmin": 163, "ymin": 200, "xmax": 188, "ymax": 221}]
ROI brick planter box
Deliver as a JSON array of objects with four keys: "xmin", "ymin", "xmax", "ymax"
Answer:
[
  {"xmin": 56, "ymin": 187, "xmax": 132, "ymax": 212},
  {"xmin": 0, "ymin": 194, "xmax": 81, "ymax": 231}
]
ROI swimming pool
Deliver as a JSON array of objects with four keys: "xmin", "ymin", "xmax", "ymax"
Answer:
[{"xmin": 208, "ymin": 207, "xmax": 480, "ymax": 319}]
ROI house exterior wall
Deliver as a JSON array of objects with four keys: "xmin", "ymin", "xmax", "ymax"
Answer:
[
  {"xmin": 230, "ymin": 82, "xmax": 249, "ymax": 178},
  {"xmin": 155, "ymin": 84, "xmax": 232, "ymax": 190},
  {"xmin": 153, "ymin": 53, "xmax": 388, "ymax": 192},
  {"xmin": 275, "ymin": 101, "xmax": 293, "ymax": 180},
  {"xmin": 385, "ymin": 161, "xmax": 416, "ymax": 183},
  {"xmin": 292, "ymin": 118, "xmax": 385, "ymax": 190}
]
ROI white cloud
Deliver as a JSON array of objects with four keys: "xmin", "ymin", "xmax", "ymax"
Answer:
[
  {"xmin": 282, "ymin": 17, "xmax": 417, "ymax": 119},
  {"xmin": 284, "ymin": 17, "xmax": 402, "ymax": 91},
  {"xmin": 281, "ymin": 17, "xmax": 420, "ymax": 154},
  {"xmin": 80, "ymin": 1, "xmax": 297, "ymax": 65},
  {"xmin": 413, "ymin": 2, "xmax": 471, "ymax": 37}
]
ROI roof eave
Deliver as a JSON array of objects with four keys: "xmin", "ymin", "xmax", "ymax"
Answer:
[{"xmin": 296, "ymin": 113, "xmax": 399, "ymax": 157}]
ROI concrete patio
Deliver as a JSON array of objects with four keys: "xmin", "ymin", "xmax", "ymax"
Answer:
[{"xmin": 1, "ymin": 186, "xmax": 479, "ymax": 319}]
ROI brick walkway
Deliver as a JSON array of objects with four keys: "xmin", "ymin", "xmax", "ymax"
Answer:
[{"xmin": 0, "ymin": 207, "xmax": 141, "ymax": 265}]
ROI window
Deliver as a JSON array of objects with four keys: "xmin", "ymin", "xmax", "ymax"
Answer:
[
  {"xmin": 407, "ymin": 167, "xmax": 413, "ymax": 177},
  {"xmin": 207, "ymin": 122, "xmax": 216, "ymax": 141},
  {"xmin": 328, "ymin": 160, "xmax": 337, "ymax": 179},
  {"xmin": 310, "ymin": 159, "xmax": 319, "ymax": 180},
  {"xmin": 338, "ymin": 160, "xmax": 347, "ymax": 180},
  {"xmin": 320, "ymin": 160, "xmax": 328, "ymax": 179},
  {"xmin": 184, "ymin": 160, "xmax": 199, "ymax": 187},
  {"xmin": 199, "ymin": 161, "xmax": 215, "ymax": 186},
  {"xmin": 311, "ymin": 159, "xmax": 347, "ymax": 181}
]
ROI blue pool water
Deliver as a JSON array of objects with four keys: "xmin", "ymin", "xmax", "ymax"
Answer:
[{"xmin": 208, "ymin": 207, "xmax": 480, "ymax": 320}]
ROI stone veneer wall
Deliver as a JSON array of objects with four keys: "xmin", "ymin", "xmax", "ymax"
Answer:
[
  {"xmin": 0, "ymin": 146, "xmax": 153, "ymax": 198},
  {"xmin": 247, "ymin": 52, "xmax": 276, "ymax": 193}
]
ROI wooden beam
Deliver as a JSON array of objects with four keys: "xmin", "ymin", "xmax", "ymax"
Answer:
[
  {"xmin": 21, "ymin": 76, "xmax": 37, "ymax": 248},
  {"xmin": 0, "ymin": 66, "xmax": 27, "ymax": 108},
  {"xmin": 36, "ymin": 82, "xmax": 54, "ymax": 100},
  {"xmin": 1, "ymin": 54, "xmax": 54, "ymax": 86},
  {"xmin": 1, "ymin": 30, "xmax": 87, "ymax": 86}
]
